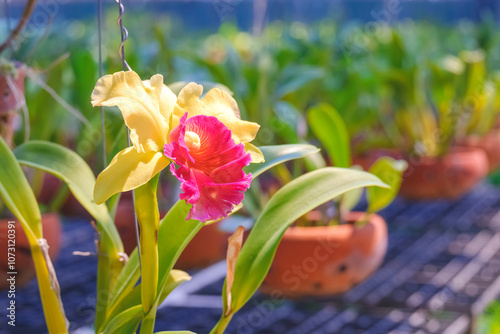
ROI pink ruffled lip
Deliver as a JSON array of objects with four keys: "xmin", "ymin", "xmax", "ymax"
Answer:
[{"xmin": 164, "ymin": 113, "xmax": 252, "ymax": 222}]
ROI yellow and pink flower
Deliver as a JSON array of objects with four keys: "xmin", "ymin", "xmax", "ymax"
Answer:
[{"xmin": 91, "ymin": 71, "xmax": 263, "ymax": 222}]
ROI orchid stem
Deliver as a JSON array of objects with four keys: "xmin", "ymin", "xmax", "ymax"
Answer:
[
  {"xmin": 134, "ymin": 176, "xmax": 160, "ymax": 332},
  {"xmin": 210, "ymin": 314, "xmax": 233, "ymax": 334},
  {"xmin": 29, "ymin": 236, "xmax": 68, "ymax": 333}
]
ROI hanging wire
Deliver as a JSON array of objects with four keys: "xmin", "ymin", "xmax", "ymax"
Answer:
[
  {"xmin": 115, "ymin": 0, "xmax": 142, "ymax": 269},
  {"xmin": 115, "ymin": 0, "xmax": 131, "ymax": 71},
  {"xmin": 97, "ymin": 0, "xmax": 106, "ymax": 168},
  {"xmin": 3, "ymin": 0, "xmax": 13, "ymax": 56}
]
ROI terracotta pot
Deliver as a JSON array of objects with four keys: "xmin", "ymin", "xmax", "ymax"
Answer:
[
  {"xmin": 460, "ymin": 131, "xmax": 500, "ymax": 172},
  {"xmin": 59, "ymin": 192, "xmax": 93, "ymax": 219},
  {"xmin": 354, "ymin": 147, "xmax": 488, "ymax": 200},
  {"xmin": 352, "ymin": 149, "xmax": 404, "ymax": 171},
  {"xmin": 399, "ymin": 146, "xmax": 488, "ymax": 200},
  {"xmin": 175, "ymin": 221, "xmax": 228, "ymax": 270},
  {"xmin": 37, "ymin": 173, "xmax": 63, "ymax": 205},
  {"xmin": 0, "ymin": 62, "xmax": 25, "ymax": 147},
  {"xmin": 260, "ymin": 212, "xmax": 387, "ymax": 297},
  {"xmin": 37, "ymin": 173, "xmax": 92, "ymax": 219},
  {"xmin": 0, "ymin": 213, "xmax": 62, "ymax": 289},
  {"xmin": 0, "ymin": 63, "xmax": 25, "ymax": 114},
  {"xmin": 114, "ymin": 198, "xmax": 138, "ymax": 255}
]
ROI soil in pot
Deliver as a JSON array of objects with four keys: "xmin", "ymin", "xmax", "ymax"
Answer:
[
  {"xmin": 399, "ymin": 146, "xmax": 488, "ymax": 200},
  {"xmin": 0, "ymin": 213, "xmax": 62, "ymax": 290},
  {"xmin": 460, "ymin": 131, "xmax": 500, "ymax": 172},
  {"xmin": 260, "ymin": 212, "xmax": 388, "ymax": 298}
]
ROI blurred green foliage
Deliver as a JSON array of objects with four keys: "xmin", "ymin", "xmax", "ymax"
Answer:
[{"xmin": 6, "ymin": 11, "xmax": 500, "ymax": 170}]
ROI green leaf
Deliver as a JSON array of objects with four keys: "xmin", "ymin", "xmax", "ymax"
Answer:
[
  {"xmin": 154, "ymin": 332, "xmax": 196, "ymax": 334},
  {"xmin": 14, "ymin": 141, "xmax": 125, "ymax": 330},
  {"xmin": 275, "ymin": 65, "xmax": 324, "ymax": 99},
  {"xmin": 101, "ymin": 270, "xmax": 190, "ymax": 333},
  {"xmin": 0, "ymin": 136, "xmax": 41, "ymax": 239},
  {"xmin": 244, "ymin": 144, "xmax": 319, "ymax": 178},
  {"xmin": 227, "ymin": 167, "xmax": 388, "ymax": 316},
  {"xmin": 13, "ymin": 141, "xmax": 122, "ymax": 250},
  {"xmin": 367, "ymin": 157, "xmax": 407, "ymax": 213},
  {"xmin": 308, "ymin": 103, "xmax": 351, "ymax": 168},
  {"xmin": 155, "ymin": 201, "xmax": 203, "ymax": 301},
  {"xmin": 107, "ymin": 200, "xmax": 203, "ymax": 318},
  {"xmin": 340, "ymin": 166, "xmax": 365, "ymax": 212},
  {"xmin": 98, "ymin": 305, "xmax": 142, "ymax": 334}
]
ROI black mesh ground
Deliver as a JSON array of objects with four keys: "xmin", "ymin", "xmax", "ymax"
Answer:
[{"xmin": 1, "ymin": 183, "xmax": 500, "ymax": 333}]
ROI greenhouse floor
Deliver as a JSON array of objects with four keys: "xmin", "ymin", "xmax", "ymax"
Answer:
[{"xmin": 2, "ymin": 183, "xmax": 500, "ymax": 334}]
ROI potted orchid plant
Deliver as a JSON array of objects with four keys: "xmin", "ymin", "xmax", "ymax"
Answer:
[
  {"xmin": 351, "ymin": 32, "xmax": 490, "ymax": 200},
  {"xmin": 0, "ymin": 67, "xmax": 390, "ymax": 333},
  {"xmin": 260, "ymin": 103, "xmax": 406, "ymax": 297}
]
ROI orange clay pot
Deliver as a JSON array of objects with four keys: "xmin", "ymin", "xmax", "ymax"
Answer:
[
  {"xmin": 175, "ymin": 221, "xmax": 228, "ymax": 270},
  {"xmin": 260, "ymin": 212, "xmax": 387, "ymax": 297},
  {"xmin": 460, "ymin": 131, "xmax": 500, "ymax": 172},
  {"xmin": 399, "ymin": 146, "xmax": 488, "ymax": 200},
  {"xmin": 0, "ymin": 63, "xmax": 25, "ymax": 147},
  {"xmin": 0, "ymin": 63, "xmax": 25, "ymax": 114},
  {"xmin": 352, "ymin": 149, "xmax": 403, "ymax": 171},
  {"xmin": 38, "ymin": 173, "xmax": 92, "ymax": 219},
  {"xmin": 0, "ymin": 213, "xmax": 62, "ymax": 290},
  {"xmin": 114, "ymin": 198, "xmax": 138, "ymax": 255},
  {"xmin": 353, "ymin": 147, "xmax": 488, "ymax": 200}
]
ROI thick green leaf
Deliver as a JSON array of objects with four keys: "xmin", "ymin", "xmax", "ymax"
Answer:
[
  {"xmin": 244, "ymin": 144, "xmax": 319, "ymax": 178},
  {"xmin": 14, "ymin": 141, "xmax": 122, "ymax": 250},
  {"xmin": 155, "ymin": 201, "xmax": 203, "ymax": 301},
  {"xmin": 367, "ymin": 157, "xmax": 407, "ymax": 213},
  {"xmin": 101, "ymin": 270, "xmax": 190, "ymax": 333},
  {"xmin": 340, "ymin": 165, "xmax": 364, "ymax": 213},
  {"xmin": 154, "ymin": 332, "xmax": 196, "ymax": 334},
  {"xmin": 0, "ymin": 137, "xmax": 41, "ymax": 238},
  {"xmin": 308, "ymin": 103, "xmax": 351, "ymax": 168},
  {"xmin": 108, "ymin": 200, "xmax": 203, "ymax": 316},
  {"xmin": 227, "ymin": 167, "xmax": 388, "ymax": 315},
  {"xmin": 98, "ymin": 305, "xmax": 142, "ymax": 334},
  {"xmin": 14, "ymin": 141, "xmax": 124, "ymax": 330}
]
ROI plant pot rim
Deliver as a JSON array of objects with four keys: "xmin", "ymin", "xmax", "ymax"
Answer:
[
  {"xmin": 411, "ymin": 146, "xmax": 486, "ymax": 164},
  {"xmin": 285, "ymin": 212, "xmax": 384, "ymax": 238}
]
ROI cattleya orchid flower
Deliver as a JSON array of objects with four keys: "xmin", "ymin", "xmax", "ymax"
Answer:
[{"xmin": 91, "ymin": 71, "xmax": 263, "ymax": 221}]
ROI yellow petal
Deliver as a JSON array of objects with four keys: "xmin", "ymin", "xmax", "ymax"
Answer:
[
  {"xmin": 142, "ymin": 80, "xmax": 177, "ymax": 125},
  {"xmin": 91, "ymin": 71, "xmax": 169, "ymax": 153},
  {"xmin": 244, "ymin": 143, "xmax": 265, "ymax": 163},
  {"xmin": 173, "ymin": 83, "xmax": 260, "ymax": 143},
  {"xmin": 94, "ymin": 147, "xmax": 170, "ymax": 204}
]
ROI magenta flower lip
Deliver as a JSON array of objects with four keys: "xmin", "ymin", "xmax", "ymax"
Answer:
[{"xmin": 164, "ymin": 113, "xmax": 252, "ymax": 222}]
